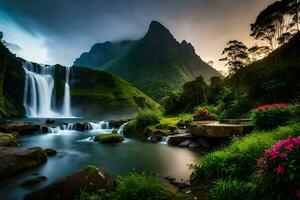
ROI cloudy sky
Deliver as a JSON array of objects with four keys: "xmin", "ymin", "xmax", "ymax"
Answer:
[{"xmin": 0, "ymin": 0, "xmax": 275, "ymax": 71}]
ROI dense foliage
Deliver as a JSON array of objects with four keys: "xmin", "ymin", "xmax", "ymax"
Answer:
[{"xmin": 251, "ymin": 103, "xmax": 291, "ymax": 130}]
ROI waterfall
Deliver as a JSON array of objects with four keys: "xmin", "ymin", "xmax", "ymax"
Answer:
[
  {"xmin": 62, "ymin": 67, "xmax": 72, "ymax": 117},
  {"xmin": 23, "ymin": 61, "xmax": 73, "ymax": 118},
  {"xmin": 23, "ymin": 61, "xmax": 57, "ymax": 118},
  {"xmin": 117, "ymin": 123, "xmax": 127, "ymax": 135}
]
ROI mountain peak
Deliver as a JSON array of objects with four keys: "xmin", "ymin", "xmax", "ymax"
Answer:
[{"xmin": 145, "ymin": 21, "xmax": 174, "ymax": 40}]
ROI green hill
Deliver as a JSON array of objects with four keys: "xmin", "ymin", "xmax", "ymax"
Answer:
[
  {"xmin": 74, "ymin": 21, "xmax": 221, "ymax": 100},
  {"xmin": 233, "ymin": 32, "xmax": 300, "ymax": 103}
]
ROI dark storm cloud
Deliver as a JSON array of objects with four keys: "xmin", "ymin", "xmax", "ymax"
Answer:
[{"xmin": 0, "ymin": 0, "xmax": 275, "ymax": 68}]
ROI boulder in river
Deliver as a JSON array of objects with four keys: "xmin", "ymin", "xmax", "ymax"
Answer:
[
  {"xmin": 0, "ymin": 146, "xmax": 47, "ymax": 179},
  {"xmin": 0, "ymin": 132, "xmax": 17, "ymax": 146},
  {"xmin": 45, "ymin": 119, "xmax": 55, "ymax": 124},
  {"xmin": 44, "ymin": 148, "xmax": 57, "ymax": 156},
  {"xmin": 24, "ymin": 165, "xmax": 113, "ymax": 200},
  {"xmin": 94, "ymin": 133, "xmax": 124, "ymax": 143},
  {"xmin": 167, "ymin": 134, "xmax": 192, "ymax": 146}
]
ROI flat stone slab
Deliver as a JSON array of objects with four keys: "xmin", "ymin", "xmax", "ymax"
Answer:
[{"xmin": 190, "ymin": 122, "xmax": 253, "ymax": 138}]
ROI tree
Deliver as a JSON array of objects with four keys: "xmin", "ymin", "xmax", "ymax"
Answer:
[
  {"xmin": 0, "ymin": 31, "xmax": 3, "ymax": 41},
  {"xmin": 251, "ymin": 0, "xmax": 297, "ymax": 49},
  {"xmin": 219, "ymin": 40, "xmax": 248, "ymax": 111},
  {"xmin": 248, "ymin": 45, "xmax": 271, "ymax": 62},
  {"xmin": 207, "ymin": 76, "xmax": 223, "ymax": 104},
  {"xmin": 162, "ymin": 91, "xmax": 181, "ymax": 114}
]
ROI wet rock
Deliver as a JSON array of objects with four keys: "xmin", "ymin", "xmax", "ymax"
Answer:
[
  {"xmin": 41, "ymin": 126, "xmax": 49, "ymax": 133},
  {"xmin": 170, "ymin": 181, "xmax": 191, "ymax": 190},
  {"xmin": 0, "ymin": 133, "xmax": 17, "ymax": 147},
  {"xmin": 45, "ymin": 119, "xmax": 55, "ymax": 124},
  {"xmin": 44, "ymin": 148, "xmax": 57, "ymax": 156},
  {"xmin": 24, "ymin": 165, "xmax": 113, "ymax": 200},
  {"xmin": 94, "ymin": 134, "xmax": 124, "ymax": 143},
  {"xmin": 21, "ymin": 176, "xmax": 47, "ymax": 187},
  {"xmin": 188, "ymin": 142, "xmax": 200, "ymax": 148},
  {"xmin": 109, "ymin": 119, "xmax": 129, "ymax": 128},
  {"xmin": 0, "ymin": 146, "xmax": 47, "ymax": 179},
  {"xmin": 167, "ymin": 134, "xmax": 192, "ymax": 146},
  {"xmin": 179, "ymin": 140, "xmax": 192, "ymax": 147},
  {"xmin": 74, "ymin": 122, "xmax": 86, "ymax": 131},
  {"xmin": 3, "ymin": 124, "xmax": 40, "ymax": 135},
  {"xmin": 148, "ymin": 135, "xmax": 162, "ymax": 142}
]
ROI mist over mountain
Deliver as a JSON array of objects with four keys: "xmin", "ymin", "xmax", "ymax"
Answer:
[{"xmin": 74, "ymin": 21, "xmax": 221, "ymax": 100}]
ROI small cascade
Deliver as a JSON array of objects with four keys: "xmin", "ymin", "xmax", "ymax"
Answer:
[
  {"xmin": 66, "ymin": 123, "xmax": 76, "ymax": 130},
  {"xmin": 117, "ymin": 123, "xmax": 127, "ymax": 136},
  {"xmin": 160, "ymin": 136, "xmax": 170, "ymax": 144},
  {"xmin": 87, "ymin": 121, "xmax": 110, "ymax": 130},
  {"xmin": 48, "ymin": 126, "xmax": 61, "ymax": 133}
]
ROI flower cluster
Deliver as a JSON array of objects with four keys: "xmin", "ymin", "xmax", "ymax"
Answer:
[
  {"xmin": 257, "ymin": 136, "xmax": 300, "ymax": 199},
  {"xmin": 253, "ymin": 103, "xmax": 289, "ymax": 111},
  {"xmin": 251, "ymin": 103, "xmax": 290, "ymax": 130},
  {"xmin": 193, "ymin": 109, "xmax": 214, "ymax": 121}
]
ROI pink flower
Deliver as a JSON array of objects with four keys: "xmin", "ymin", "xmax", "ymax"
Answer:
[
  {"xmin": 257, "ymin": 157, "xmax": 264, "ymax": 166},
  {"xmin": 280, "ymin": 153, "xmax": 287, "ymax": 158},
  {"xmin": 258, "ymin": 169, "xmax": 264, "ymax": 177},
  {"xmin": 286, "ymin": 144, "xmax": 294, "ymax": 152},
  {"xmin": 296, "ymin": 189, "xmax": 300, "ymax": 199},
  {"xmin": 265, "ymin": 164, "xmax": 269, "ymax": 170},
  {"xmin": 276, "ymin": 165, "xmax": 284, "ymax": 174}
]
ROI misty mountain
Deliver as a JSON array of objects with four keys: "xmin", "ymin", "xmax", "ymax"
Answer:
[{"xmin": 74, "ymin": 21, "xmax": 221, "ymax": 100}]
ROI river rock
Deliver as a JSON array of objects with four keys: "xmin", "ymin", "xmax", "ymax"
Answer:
[
  {"xmin": 24, "ymin": 165, "xmax": 113, "ymax": 200},
  {"xmin": 0, "ymin": 146, "xmax": 47, "ymax": 179},
  {"xmin": 21, "ymin": 176, "xmax": 47, "ymax": 187},
  {"xmin": 1, "ymin": 124, "xmax": 40, "ymax": 135},
  {"xmin": 188, "ymin": 142, "xmax": 200, "ymax": 148},
  {"xmin": 44, "ymin": 148, "xmax": 57, "ymax": 156},
  {"xmin": 109, "ymin": 119, "xmax": 129, "ymax": 128},
  {"xmin": 45, "ymin": 119, "xmax": 55, "ymax": 124},
  {"xmin": 167, "ymin": 134, "xmax": 192, "ymax": 146},
  {"xmin": 179, "ymin": 140, "xmax": 192, "ymax": 147},
  {"xmin": 74, "ymin": 122, "xmax": 86, "ymax": 131},
  {"xmin": 0, "ymin": 133, "xmax": 17, "ymax": 146}
]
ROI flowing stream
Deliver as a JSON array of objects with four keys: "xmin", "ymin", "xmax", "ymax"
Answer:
[{"xmin": 0, "ymin": 121, "xmax": 202, "ymax": 200}]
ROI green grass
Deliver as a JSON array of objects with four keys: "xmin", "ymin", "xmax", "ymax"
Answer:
[{"xmin": 192, "ymin": 123, "xmax": 300, "ymax": 183}]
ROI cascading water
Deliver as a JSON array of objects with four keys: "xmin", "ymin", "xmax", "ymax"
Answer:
[
  {"xmin": 62, "ymin": 67, "xmax": 72, "ymax": 117},
  {"xmin": 23, "ymin": 61, "xmax": 57, "ymax": 117},
  {"xmin": 23, "ymin": 61, "xmax": 74, "ymax": 118}
]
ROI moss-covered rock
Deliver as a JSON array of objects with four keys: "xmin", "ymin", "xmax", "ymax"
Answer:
[
  {"xmin": 94, "ymin": 133, "xmax": 124, "ymax": 143},
  {"xmin": 0, "ymin": 132, "xmax": 17, "ymax": 146}
]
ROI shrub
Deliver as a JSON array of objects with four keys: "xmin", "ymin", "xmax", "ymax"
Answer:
[
  {"xmin": 251, "ymin": 103, "xmax": 291, "ymax": 130},
  {"xmin": 193, "ymin": 108, "xmax": 215, "ymax": 121},
  {"xmin": 94, "ymin": 134, "xmax": 124, "ymax": 143},
  {"xmin": 208, "ymin": 179, "xmax": 255, "ymax": 200},
  {"xmin": 255, "ymin": 136, "xmax": 300, "ymax": 199},
  {"xmin": 135, "ymin": 109, "xmax": 160, "ymax": 129}
]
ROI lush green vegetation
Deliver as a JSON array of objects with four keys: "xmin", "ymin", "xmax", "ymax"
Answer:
[
  {"xmin": 78, "ymin": 171, "xmax": 191, "ymax": 200},
  {"xmin": 94, "ymin": 133, "xmax": 124, "ymax": 143},
  {"xmin": 191, "ymin": 122, "xmax": 300, "ymax": 199}
]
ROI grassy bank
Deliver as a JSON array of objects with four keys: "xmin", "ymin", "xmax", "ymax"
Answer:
[{"xmin": 191, "ymin": 122, "xmax": 300, "ymax": 199}]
